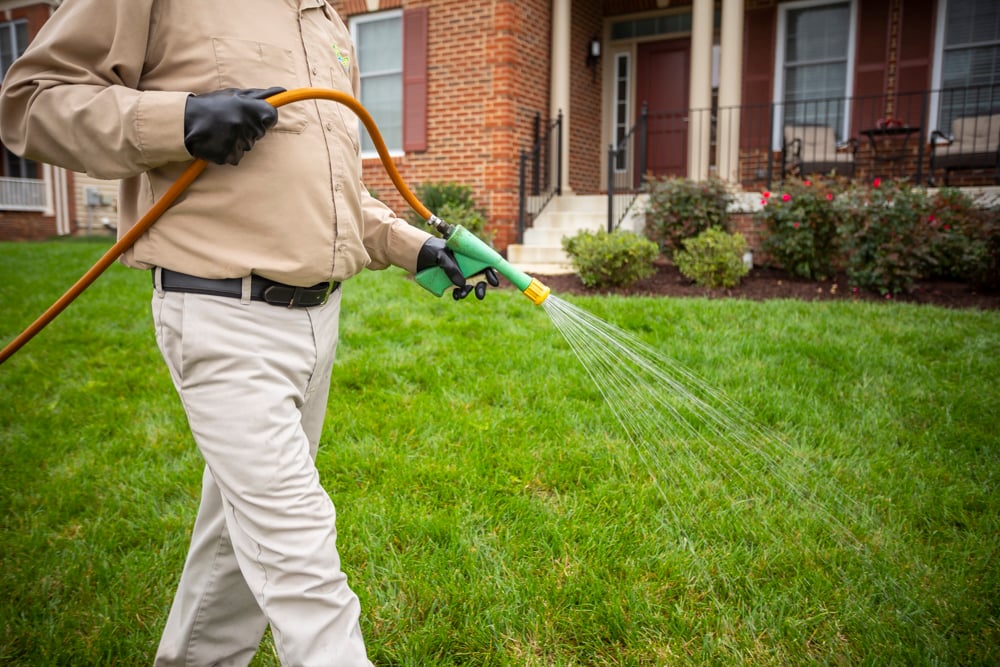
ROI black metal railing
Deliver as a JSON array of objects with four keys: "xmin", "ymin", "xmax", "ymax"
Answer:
[
  {"xmin": 629, "ymin": 84, "xmax": 999, "ymax": 194},
  {"xmin": 607, "ymin": 103, "xmax": 648, "ymax": 232},
  {"xmin": 517, "ymin": 110, "xmax": 562, "ymax": 243}
]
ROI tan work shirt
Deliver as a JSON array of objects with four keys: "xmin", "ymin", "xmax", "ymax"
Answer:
[{"xmin": 0, "ymin": 0, "xmax": 430, "ymax": 286}]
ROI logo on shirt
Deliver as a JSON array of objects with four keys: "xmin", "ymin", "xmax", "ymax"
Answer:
[{"xmin": 332, "ymin": 43, "xmax": 351, "ymax": 72}]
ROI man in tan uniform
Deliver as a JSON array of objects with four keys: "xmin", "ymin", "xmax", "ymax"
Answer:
[{"xmin": 0, "ymin": 1, "xmax": 488, "ymax": 664}]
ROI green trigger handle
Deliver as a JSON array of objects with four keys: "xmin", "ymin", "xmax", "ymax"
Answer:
[{"xmin": 414, "ymin": 219, "xmax": 550, "ymax": 305}]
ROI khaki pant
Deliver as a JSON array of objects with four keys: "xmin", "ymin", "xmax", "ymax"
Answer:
[{"xmin": 150, "ymin": 279, "xmax": 371, "ymax": 666}]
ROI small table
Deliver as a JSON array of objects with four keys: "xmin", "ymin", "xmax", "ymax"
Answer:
[{"xmin": 860, "ymin": 126, "xmax": 921, "ymax": 180}]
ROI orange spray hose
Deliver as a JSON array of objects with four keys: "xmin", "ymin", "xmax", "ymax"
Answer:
[{"xmin": 0, "ymin": 88, "xmax": 430, "ymax": 365}]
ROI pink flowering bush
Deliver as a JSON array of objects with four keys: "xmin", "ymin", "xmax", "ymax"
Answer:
[
  {"xmin": 753, "ymin": 177, "xmax": 845, "ymax": 280},
  {"xmin": 924, "ymin": 188, "xmax": 999, "ymax": 288},
  {"xmin": 835, "ymin": 180, "xmax": 935, "ymax": 295}
]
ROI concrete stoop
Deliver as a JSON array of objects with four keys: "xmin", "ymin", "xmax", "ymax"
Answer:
[{"xmin": 506, "ymin": 194, "xmax": 608, "ymax": 274}]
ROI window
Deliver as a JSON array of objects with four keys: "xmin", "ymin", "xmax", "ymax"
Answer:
[
  {"xmin": 0, "ymin": 19, "xmax": 28, "ymax": 79},
  {"xmin": 932, "ymin": 0, "xmax": 1000, "ymax": 131},
  {"xmin": 773, "ymin": 1, "xmax": 856, "ymax": 146},
  {"xmin": 1, "ymin": 19, "xmax": 37, "ymax": 179},
  {"xmin": 613, "ymin": 53, "xmax": 631, "ymax": 172},
  {"xmin": 351, "ymin": 11, "xmax": 403, "ymax": 155}
]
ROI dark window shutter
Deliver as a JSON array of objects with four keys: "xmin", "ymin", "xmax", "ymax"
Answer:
[{"xmin": 403, "ymin": 7, "xmax": 428, "ymax": 153}]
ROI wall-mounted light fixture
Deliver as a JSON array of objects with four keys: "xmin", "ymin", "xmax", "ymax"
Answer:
[{"xmin": 586, "ymin": 36, "xmax": 601, "ymax": 82}]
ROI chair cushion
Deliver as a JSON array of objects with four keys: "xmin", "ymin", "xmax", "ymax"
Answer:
[
  {"xmin": 785, "ymin": 125, "xmax": 843, "ymax": 162},
  {"xmin": 938, "ymin": 113, "xmax": 1000, "ymax": 157}
]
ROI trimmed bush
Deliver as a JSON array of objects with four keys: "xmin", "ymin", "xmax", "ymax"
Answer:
[
  {"xmin": 644, "ymin": 176, "xmax": 733, "ymax": 256},
  {"xmin": 925, "ymin": 188, "xmax": 999, "ymax": 288},
  {"xmin": 754, "ymin": 178, "xmax": 844, "ymax": 280},
  {"xmin": 674, "ymin": 227, "xmax": 750, "ymax": 288},
  {"xmin": 835, "ymin": 180, "xmax": 935, "ymax": 295},
  {"xmin": 407, "ymin": 181, "xmax": 492, "ymax": 244},
  {"xmin": 562, "ymin": 229, "xmax": 659, "ymax": 288}
]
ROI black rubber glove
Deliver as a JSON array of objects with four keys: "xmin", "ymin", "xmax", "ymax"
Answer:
[
  {"xmin": 417, "ymin": 236, "xmax": 465, "ymax": 288},
  {"xmin": 416, "ymin": 237, "xmax": 500, "ymax": 301},
  {"xmin": 183, "ymin": 87, "xmax": 285, "ymax": 165}
]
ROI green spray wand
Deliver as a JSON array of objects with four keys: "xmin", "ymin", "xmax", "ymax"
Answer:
[
  {"xmin": 414, "ymin": 216, "xmax": 550, "ymax": 306},
  {"xmin": 0, "ymin": 88, "xmax": 549, "ymax": 365}
]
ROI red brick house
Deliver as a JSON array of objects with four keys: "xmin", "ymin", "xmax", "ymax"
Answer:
[{"xmin": 2, "ymin": 0, "xmax": 998, "ymax": 265}]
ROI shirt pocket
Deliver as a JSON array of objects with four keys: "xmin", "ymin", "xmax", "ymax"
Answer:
[{"xmin": 211, "ymin": 37, "xmax": 308, "ymax": 134}]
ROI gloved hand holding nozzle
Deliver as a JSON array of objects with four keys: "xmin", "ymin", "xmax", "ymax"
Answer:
[
  {"xmin": 416, "ymin": 237, "xmax": 499, "ymax": 300},
  {"xmin": 183, "ymin": 87, "xmax": 285, "ymax": 165}
]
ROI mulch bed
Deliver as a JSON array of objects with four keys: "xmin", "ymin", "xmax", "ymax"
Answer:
[{"xmin": 533, "ymin": 262, "xmax": 1000, "ymax": 310}]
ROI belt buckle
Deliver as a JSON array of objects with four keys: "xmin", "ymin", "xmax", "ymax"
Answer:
[{"xmin": 264, "ymin": 282, "xmax": 335, "ymax": 308}]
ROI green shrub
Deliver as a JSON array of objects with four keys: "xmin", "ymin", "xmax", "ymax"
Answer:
[
  {"xmin": 644, "ymin": 176, "xmax": 733, "ymax": 256},
  {"xmin": 408, "ymin": 182, "xmax": 478, "ymax": 222},
  {"xmin": 835, "ymin": 180, "xmax": 934, "ymax": 295},
  {"xmin": 925, "ymin": 188, "xmax": 999, "ymax": 287},
  {"xmin": 436, "ymin": 201, "xmax": 493, "ymax": 246},
  {"xmin": 407, "ymin": 181, "xmax": 492, "ymax": 244},
  {"xmin": 755, "ymin": 178, "xmax": 844, "ymax": 280},
  {"xmin": 966, "ymin": 209, "xmax": 1000, "ymax": 290},
  {"xmin": 674, "ymin": 227, "xmax": 750, "ymax": 288},
  {"xmin": 562, "ymin": 229, "xmax": 659, "ymax": 288}
]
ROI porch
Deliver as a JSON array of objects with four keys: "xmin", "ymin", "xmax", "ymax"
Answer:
[{"xmin": 510, "ymin": 84, "xmax": 1000, "ymax": 272}]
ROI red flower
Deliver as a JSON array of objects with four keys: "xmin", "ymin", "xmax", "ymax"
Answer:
[
  {"xmin": 762, "ymin": 191, "xmax": 771, "ymax": 199},
  {"xmin": 826, "ymin": 192, "xmax": 834, "ymax": 201},
  {"xmin": 760, "ymin": 199, "xmax": 767, "ymax": 206},
  {"xmin": 782, "ymin": 193, "xmax": 791, "ymax": 202},
  {"xmin": 803, "ymin": 179, "xmax": 812, "ymax": 186},
  {"xmin": 873, "ymin": 177, "xmax": 882, "ymax": 187},
  {"xmin": 943, "ymin": 224, "xmax": 951, "ymax": 231},
  {"xmin": 929, "ymin": 214, "xmax": 936, "ymax": 223},
  {"xmin": 793, "ymin": 221, "xmax": 800, "ymax": 228}
]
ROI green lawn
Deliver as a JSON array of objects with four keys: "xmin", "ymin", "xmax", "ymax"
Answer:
[{"xmin": 1, "ymin": 238, "xmax": 997, "ymax": 665}]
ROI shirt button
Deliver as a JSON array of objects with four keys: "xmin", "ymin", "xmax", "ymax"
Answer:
[
  {"xmin": 311, "ymin": 66, "xmax": 318, "ymax": 75},
  {"xmin": 326, "ymin": 122, "xmax": 333, "ymax": 132}
]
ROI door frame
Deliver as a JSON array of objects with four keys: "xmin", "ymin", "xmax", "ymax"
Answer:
[{"xmin": 600, "ymin": 9, "xmax": 695, "ymax": 191}]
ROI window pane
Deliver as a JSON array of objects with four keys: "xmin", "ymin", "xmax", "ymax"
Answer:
[
  {"xmin": 354, "ymin": 14, "xmax": 402, "ymax": 152},
  {"xmin": 359, "ymin": 73, "xmax": 401, "ymax": 153},
  {"xmin": 357, "ymin": 18, "xmax": 401, "ymax": 74},
  {"xmin": 781, "ymin": 3, "xmax": 850, "ymax": 141},
  {"xmin": 0, "ymin": 25, "xmax": 13, "ymax": 78},
  {"xmin": 944, "ymin": 0, "xmax": 1000, "ymax": 47},
  {"xmin": 939, "ymin": 0, "xmax": 1000, "ymax": 130},
  {"xmin": 786, "ymin": 3, "xmax": 849, "ymax": 63}
]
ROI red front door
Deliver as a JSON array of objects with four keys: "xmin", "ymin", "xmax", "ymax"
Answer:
[{"xmin": 636, "ymin": 39, "xmax": 690, "ymax": 178}]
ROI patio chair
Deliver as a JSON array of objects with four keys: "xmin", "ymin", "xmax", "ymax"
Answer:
[
  {"xmin": 929, "ymin": 113, "xmax": 1000, "ymax": 186},
  {"xmin": 782, "ymin": 124, "xmax": 858, "ymax": 179}
]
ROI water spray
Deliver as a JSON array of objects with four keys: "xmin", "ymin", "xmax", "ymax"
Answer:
[{"xmin": 0, "ymin": 88, "xmax": 548, "ymax": 365}]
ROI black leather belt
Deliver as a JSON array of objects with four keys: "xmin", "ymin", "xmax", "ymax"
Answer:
[{"xmin": 157, "ymin": 268, "xmax": 339, "ymax": 308}]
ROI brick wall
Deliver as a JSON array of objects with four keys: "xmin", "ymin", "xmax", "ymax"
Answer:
[
  {"xmin": 331, "ymin": 0, "xmax": 551, "ymax": 250},
  {"xmin": 0, "ymin": 212, "xmax": 62, "ymax": 241}
]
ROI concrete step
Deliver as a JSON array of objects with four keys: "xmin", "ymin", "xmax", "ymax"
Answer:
[{"xmin": 508, "ymin": 193, "xmax": 646, "ymax": 273}]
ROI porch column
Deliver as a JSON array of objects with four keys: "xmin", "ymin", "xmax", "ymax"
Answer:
[
  {"xmin": 687, "ymin": 0, "xmax": 714, "ymax": 181},
  {"xmin": 716, "ymin": 0, "xmax": 744, "ymax": 184},
  {"xmin": 550, "ymin": 0, "xmax": 572, "ymax": 194}
]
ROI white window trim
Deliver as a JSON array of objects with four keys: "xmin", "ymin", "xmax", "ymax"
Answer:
[
  {"xmin": 928, "ymin": 0, "xmax": 949, "ymax": 138},
  {"xmin": 349, "ymin": 9, "xmax": 404, "ymax": 159},
  {"xmin": 771, "ymin": 0, "xmax": 858, "ymax": 150}
]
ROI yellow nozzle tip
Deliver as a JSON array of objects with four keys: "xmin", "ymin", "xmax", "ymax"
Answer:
[{"xmin": 522, "ymin": 278, "xmax": 551, "ymax": 305}]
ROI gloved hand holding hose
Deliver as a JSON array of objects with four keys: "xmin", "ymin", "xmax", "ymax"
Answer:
[
  {"xmin": 416, "ymin": 237, "xmax": 500, "ymax": 300},
  {"xmin": 184, "ymin": 87, "xmax": 286, "ymax": 165}
]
